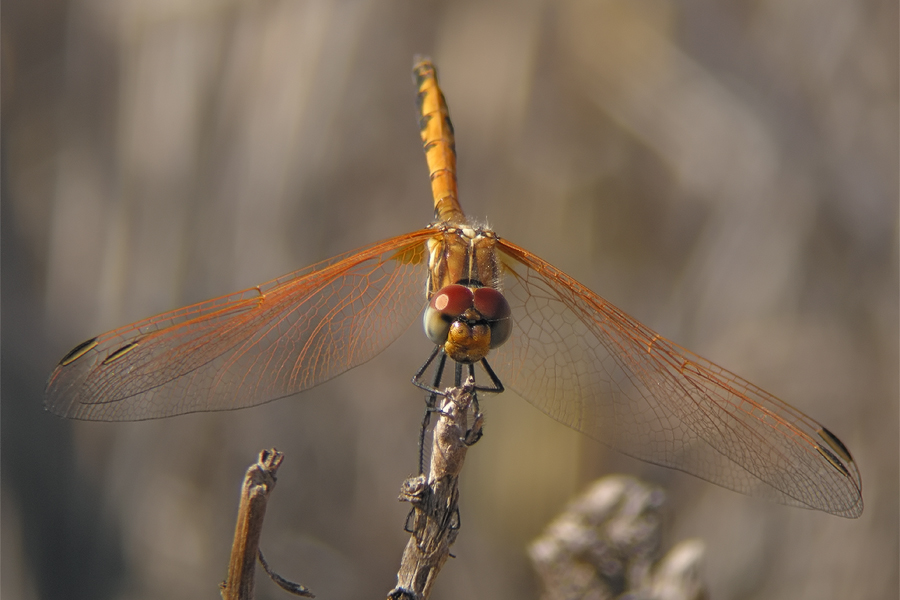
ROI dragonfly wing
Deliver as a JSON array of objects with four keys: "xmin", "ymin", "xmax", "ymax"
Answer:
[
  {"xmin": 495, "ymin": 238, "xmax": 863, "ymax": 517},
  {"xmin": 46, "ymin": 230, "xmax": 434, "ymax": 421}
]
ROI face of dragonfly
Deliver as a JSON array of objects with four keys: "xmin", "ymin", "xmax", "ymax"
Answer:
[{"xmin": 45, "ymin": 58, "xmax": 863, "ymax": 519}]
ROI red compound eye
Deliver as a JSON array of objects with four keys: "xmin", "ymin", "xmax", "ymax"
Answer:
[
  {"xmin": 430, "ymin": 284, "xmax": 474, "ymax": 317},
  {"xmin": 473, "ymin": 287, "xmax": 512, "ymax": 348},
  {"xmin": 473, "ymin": 287, "xmax": 511, "ymax": 321},
  {"xmin": 424, "ymin": 285, "xmax": 475, "ymax": 345}
]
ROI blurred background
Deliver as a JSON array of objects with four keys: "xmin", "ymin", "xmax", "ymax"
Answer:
[{"xmin": 3, "ymin": 0, "xmax": 897, "ymax": 598}]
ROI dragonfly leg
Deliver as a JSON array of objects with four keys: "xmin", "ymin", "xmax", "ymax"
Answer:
[
  {"xmin": 463, "ymin": 363, "xmax": 485, "ymax": 446},
  {"xmin": 413, "ymin": 346, "xmax": 447, "ymax": 474},
  {"xmin": 476, "ymin": 357, "xmax": 504, "ymax": 394},
  {"xmin": 466, "ymin": 363, "xmax": 481, "ymax": 415},
  {"xmin": 412, "ymin": 345, "xmax": 442, "ymax": 392},
  {"xmin": 410, "ymin": 349, "xmax": 505, "ymax": 470},
  {"xmin": 412, "ymin": 349, "xmax": 504, "ymax": 395}
]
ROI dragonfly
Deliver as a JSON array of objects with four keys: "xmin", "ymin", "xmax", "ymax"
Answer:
[{"xmin": 46, "ymin": 58, "xmax": 863, "ymax": 518}]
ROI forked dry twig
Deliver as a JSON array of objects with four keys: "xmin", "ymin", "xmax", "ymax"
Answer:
[{"xmin": 220, "ymin": 448, "xmax": 313, "ymax": 600}]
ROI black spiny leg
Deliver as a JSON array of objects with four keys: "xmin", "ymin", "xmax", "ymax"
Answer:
[
  {"xmin": 466, "ymin": 363, "xmax": 480, "ymax": 416},
  {"xmin": 479, "ymin": 357, "xmax": 504, "ymax": 393},
  {"xmin": 413, "ymin": 345, "xmax": 447, "ymax": 474}
]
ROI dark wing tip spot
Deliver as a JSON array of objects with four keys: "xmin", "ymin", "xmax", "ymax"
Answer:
[
  {"xmin": 60, "ymin": 337, "xmax": 99, "ymax": 366},
  {"xmin": 102, "ymin": 341, "xmax": 141, "ymax": 365},
  {"xmin": 815, "ymin": 443, "xmax": 852, "ymax": 480},
  {"xmin": 817, "ymin": 427, "xmax": 854, "ymax": 463}
]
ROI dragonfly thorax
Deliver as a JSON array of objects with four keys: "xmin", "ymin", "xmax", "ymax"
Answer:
[{"xmin": 423, "ymin": 284, "xmax": 512, "ymax": 364}]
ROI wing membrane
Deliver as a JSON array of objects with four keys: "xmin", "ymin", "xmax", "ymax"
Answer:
[
  {"xmin": 46, "ymin": 230, "xmax": 433, "ymax": 421},
  {"xmin": 495, "ymin": 238, "xmax": 863, "ymax": 517}
]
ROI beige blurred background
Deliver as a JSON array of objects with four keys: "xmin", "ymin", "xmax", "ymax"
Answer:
[{"xmin": 3, "ymin": 1, "xmax": 897, "ymax": 599}]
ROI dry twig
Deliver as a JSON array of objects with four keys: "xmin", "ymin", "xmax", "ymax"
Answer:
[
  {"xmin": 220, "ymin": 449, "xmax": 313, "ymax": 600},
  {"xmin": 389, "ymin": 377, "xmax": 483, "ymax": 600}
]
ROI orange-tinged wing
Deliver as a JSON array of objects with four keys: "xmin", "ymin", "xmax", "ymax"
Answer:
[
  {"xmin": 494, "ymin": 237, "xmax": 863, "ymax": 518},
  {"xmin": 46, "ymin": 230, "xmax": 434, "ymax": 421}
]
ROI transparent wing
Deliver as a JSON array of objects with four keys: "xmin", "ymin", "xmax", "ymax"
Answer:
[
  {"xmin": 495, "ymin": 238, "xmax": 863, "ymax": 517},
  {"xmin": 46, "ymin": 230, "xmax": 434, "ymax": 421}
]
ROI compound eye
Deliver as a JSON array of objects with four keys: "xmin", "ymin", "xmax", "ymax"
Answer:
[
  {"xmin": 473, "ymin": 287, "xmax": 510, "ymax": 320},
  {"xmin": 473, "ymin": 287, "xmax": 512, "ymax": 348},
  {"xmin": 431, "ymin": 284, "xmax": 474, "ymax": 317},
  {"xmin": 424, "ymin": 285, "xmax": 475, "ymax": 345}
]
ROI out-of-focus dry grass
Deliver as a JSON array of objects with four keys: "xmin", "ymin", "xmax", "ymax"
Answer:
[{"xmin": 2, "ymin": 1, "xmax": 896, "ymax": 599}]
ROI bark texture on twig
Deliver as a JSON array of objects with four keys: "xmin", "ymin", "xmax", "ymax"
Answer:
[
  {"xmin": 220, "ymin": 449, "xmax": 313, "ymax": 600},
  {"xmin": 389, "ymin": 378, "xmax": 482, "ymax": 600},
  {"xmin": 529, "ymin": 475, "xmax": 707, "ymax": 600}
]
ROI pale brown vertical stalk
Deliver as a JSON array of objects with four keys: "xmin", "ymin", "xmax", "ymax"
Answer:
[{"xmin": 389, "ymin": 378, "xmax": 483, "ymax": 600}]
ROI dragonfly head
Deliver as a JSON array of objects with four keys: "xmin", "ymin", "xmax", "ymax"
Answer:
[{"xmin": 424, "ymin": 284, "xmax": 512, "ymax": 363}]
